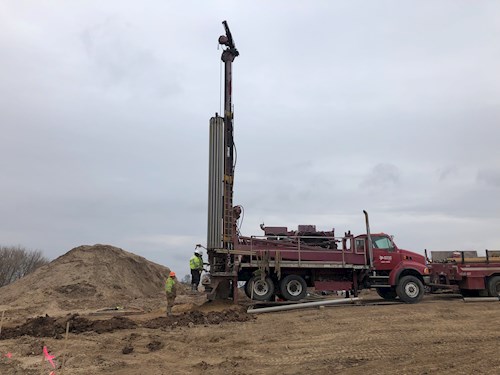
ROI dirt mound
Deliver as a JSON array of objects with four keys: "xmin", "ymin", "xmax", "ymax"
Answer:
[
  {"xmin": 1, "ymin": 310, "xmax": 253, "ymax": 339},
  {"xmin": 0, "ymin": 244, "xmax": 169, "ymax": 316},
  {"xmin": 0, "ymin": 315, "xmax": 138, "ymax": 339},
  {"xmin": 143, "ymin": 309, "xmax": 252, "ymax": 329}
]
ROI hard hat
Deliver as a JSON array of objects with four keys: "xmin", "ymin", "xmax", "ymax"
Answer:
[
  {"xmin": 169, "ymin": 271, "xmax": 176, "ymax": 277},
  {"xmin": 195, "ymin": 249, "xmax": 203, "ymax": 256}
]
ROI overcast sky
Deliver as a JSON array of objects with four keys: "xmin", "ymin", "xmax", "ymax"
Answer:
[{"xmin": 1, "ymin": 1, "xmax": 499, "ymax": 278}]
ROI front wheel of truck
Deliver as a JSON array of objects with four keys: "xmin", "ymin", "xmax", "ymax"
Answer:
[{"xmin": 396, "ymin": 275, "xmax": 424, "ymax": 303}]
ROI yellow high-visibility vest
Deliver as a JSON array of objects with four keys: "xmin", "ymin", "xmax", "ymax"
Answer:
[
  {"xmin": 190, "ymin": 255, "xmax": 203, "ymax": 270},
  {"xmin": 165, "ymin": 277, "xmax": 175, "ymax": 293}
]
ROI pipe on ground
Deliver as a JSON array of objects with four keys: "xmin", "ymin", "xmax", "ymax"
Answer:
[
  {"xmin": 247, "ymin": 297, "xmax": 360, "ymax": 314},
  {"xmin": 463, "ymin": 297, "xmax": 500, "ymax": 303}
]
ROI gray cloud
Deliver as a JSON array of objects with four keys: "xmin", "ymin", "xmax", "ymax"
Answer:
[
  {"xmin": 477, "ymin": 169, "xmax": 500, "ymax": 188},
  {"xmin": 437, "ymin": 165, "xmax": 458, "ymax": 181},
  {"xmin": 80, "ymin": 19, "xmax": 181, "ymax": 98},
  {"xmin": 361, "ymin": 163, "xmax": 400, "ymax": 190}
]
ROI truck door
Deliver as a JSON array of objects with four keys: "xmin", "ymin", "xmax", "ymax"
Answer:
[{"xmin": 371, "ymin": 235, "xmax": 398, "ymax": 271}]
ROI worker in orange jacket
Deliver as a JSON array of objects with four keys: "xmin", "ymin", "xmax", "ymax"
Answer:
[{"xmin": 165, "ymin": 271, "xmax": 177, "ymax": 316}]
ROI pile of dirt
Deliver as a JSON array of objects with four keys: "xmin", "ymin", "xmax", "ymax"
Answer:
[
  {"xmin": 0, "ymin": 309, "xmax": 253, "ymax": 339},
  {"xmin": 142, "ymin": 309, "xmax": 252, "ymax": 329},
  {"xmin": 0, "ymin": 315, "xmax": 138, "ymax": 339},
  {"xmin": 0, "ymin": 244, "xmax": 170, "ymax": 316}
]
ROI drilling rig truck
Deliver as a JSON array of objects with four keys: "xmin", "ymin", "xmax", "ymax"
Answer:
[{"xmin": 203, "ymin": 21, "xmax": 430, "ymax": 304}]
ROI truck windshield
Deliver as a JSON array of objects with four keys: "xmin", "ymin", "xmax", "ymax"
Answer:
[{"xmin": 372, "ymin": 236, "xmax": 393, "ymax": 250}]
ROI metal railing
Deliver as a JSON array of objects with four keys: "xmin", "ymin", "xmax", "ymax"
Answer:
[{"xmin": 240, "ymin": 234, "xmax": 367, "ymax": 268}]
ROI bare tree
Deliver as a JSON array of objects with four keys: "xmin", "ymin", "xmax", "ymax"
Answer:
[{"xmin": 0, "ymin": 245, "xmax": 49, "ymax": 287}]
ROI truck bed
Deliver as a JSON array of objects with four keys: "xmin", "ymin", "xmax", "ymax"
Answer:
[{"xmin": 233, "ymin": 235, "xmax": 370, "ymax": 266}]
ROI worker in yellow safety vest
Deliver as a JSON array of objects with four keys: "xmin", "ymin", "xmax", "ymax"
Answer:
[
  {"xmin": 165, "ymin": 271, "xmax": 177, "ymax": 316},
  {"xmin": 190, "ymin": 249, "xmax": 204, "ymax": 292}
]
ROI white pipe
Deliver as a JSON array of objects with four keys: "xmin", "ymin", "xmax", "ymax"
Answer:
[
  {"xmin": 463, "ymin": 297, "xmax": 500, "ymax": 303},
  {"xmin": 247, "ymin": 297, "xmax": 360, "ymax": 314}
]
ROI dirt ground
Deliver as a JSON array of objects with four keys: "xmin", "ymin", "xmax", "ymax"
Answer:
[
  {"xmin": 1, "ymin": 292, "xmax": 499, "ymax": 375},
  {"xmin": 1, "ymin": 245, "xmax": 499, "ymax": 374}
]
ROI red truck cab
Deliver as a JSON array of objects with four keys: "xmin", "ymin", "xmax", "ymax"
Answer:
[{"xmin": 357, "ymin": 233, "xmax": 430, "ymax": 303}]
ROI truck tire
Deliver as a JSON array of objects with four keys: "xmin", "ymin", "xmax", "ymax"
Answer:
[
  {"xmin": 280, "ymin": 275, "xmax": 307, "ymax": 301},
  {"xmin": 376, "ymin": 287, "xmax": 397, "ymax": 300},
  {"xmin": 247, "ymin": 276, "xmax": 274, "ymax": 301},
  {"xmin": 396, "ymin": 275, "xmax": 424, "ymax": 303},
  {"xmin": 487, "ymin": 276, "xmax": 500, "ymax": 297},
  {"xmin": 244, "ymin": 280, "xmax": 252, "ymax": 298}
]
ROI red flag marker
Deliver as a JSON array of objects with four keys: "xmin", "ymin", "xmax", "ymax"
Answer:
[{"xmin": 43, "ymin": 346, "xmax": 56, "ymax": 369}]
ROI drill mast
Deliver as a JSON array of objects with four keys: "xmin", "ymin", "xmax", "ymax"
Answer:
[{"xmin": 220, "ymin": 20, "xmax": 239, "ymax": 253}]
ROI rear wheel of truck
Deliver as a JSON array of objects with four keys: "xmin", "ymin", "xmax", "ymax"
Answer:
[
  {"xmin": 244, "ymin": 280, "xmax": 252, "ymax": 298},
  {"xmin": 396, "ymin": 276, "xmax": 424, "ymax": 303},
  {"xmin": 487, "ymin": 276, "xmax": 500, "ymax": 297},
  {"xmin": 280, "ymin": 275, "xmax": 307, "ymax": 301},
  {"xmin": 246, "ymin": 276, "xmax": 275, "ymax": 301},
  {"xmin": 376, "ymin": 287, "xmax": 397, "ymax": 300}
]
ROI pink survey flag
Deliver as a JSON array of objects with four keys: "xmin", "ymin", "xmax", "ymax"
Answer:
[{"xmin": 43, "ymin": 346, "xmax": 56, "ymax": 369}]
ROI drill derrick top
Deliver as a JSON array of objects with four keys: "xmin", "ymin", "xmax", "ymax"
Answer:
[{"xmin": 219, "ymin": 20, "xmax": 239, "ymax": 62}]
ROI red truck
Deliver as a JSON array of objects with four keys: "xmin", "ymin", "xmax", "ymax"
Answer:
[
  {"xmin": 427, "ymin": 251, "xmax": 500, "ymax": 297},
  {"xmin": 206, "ymin": 211, "xmax": 431, "ymax": 304},
  {"xmin": 240, "ymin": 211, "xmax": 431, "ymax": 303}
]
